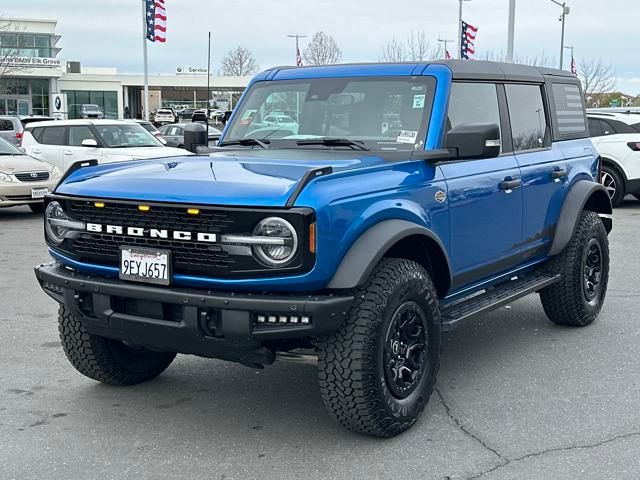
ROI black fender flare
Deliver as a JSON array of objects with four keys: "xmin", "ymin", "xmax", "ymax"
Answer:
[
  {"xmin": 326, "ymin": 219, "xmax": 453, "ymax": 292},
  {"xmin": 548, "ymin": 180, "xmax": 613, "ymax": 256}
]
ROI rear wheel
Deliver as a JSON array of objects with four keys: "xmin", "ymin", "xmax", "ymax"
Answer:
[
  {"xmin": 600, "ymin": 164, "xmax": 625, "ymax": 207},
  {"xmin": 29, "ymin": 203, "xmax": 44, "ymax": 213},
  {"xmin": 58, "ymin": 306, "xmax": 176, "ymax": 385},
  {"xmin": 540, "ymin": 210, "xmax": 609, "ymax": 327},
  {"xmin": 318, "ymin": 258, "xmax": 441, "ymax": 437}
]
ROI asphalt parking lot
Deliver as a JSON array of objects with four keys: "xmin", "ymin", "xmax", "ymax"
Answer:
[{"xmin": 1, "ymin": 198, "xmax": 639, "ymax": 480}]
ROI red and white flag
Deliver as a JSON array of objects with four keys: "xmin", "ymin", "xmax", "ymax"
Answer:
[
  {"xmin": 145, "ymin": 0, "xmax": 167, "ymax": 43},
  {"xmin": 445, "ymin": 50, "xmax": 451, "ymax": 60},
  {"xmin": 296, "ymin": 47, "xmax": 303, "ymax": 67},
  {"xmin": 460, "ymin": 20, "xmax": 478, "ymax": 59}
]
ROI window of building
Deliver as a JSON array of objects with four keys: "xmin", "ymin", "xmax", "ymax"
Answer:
[
  {"xmin": 505, "ymin": 84, "xmax": 549, "ymax": 152},
  {"xmin": 64, "ymin": 90, "xmax": 119, "ymax": 119},
  {"xmin": 31, "ymin": 79, "xmax": 50, "ymax": 116},
  {"xmin": 40, "ymin": 126, "xmax": 66, "ymax": 145}
]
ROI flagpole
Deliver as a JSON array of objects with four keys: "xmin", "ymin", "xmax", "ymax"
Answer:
[
  {"xmin": 142, "ymin": 0, "xmax": 150, "ymax": 121},
  {"xmin": 205, "ymin": 31, "xmax": 211, "ymax": 136}
]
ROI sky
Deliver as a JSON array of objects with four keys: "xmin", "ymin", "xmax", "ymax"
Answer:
[{"xmin": 4, "ymin": 0, "xmax": 639, "ymax": 95}]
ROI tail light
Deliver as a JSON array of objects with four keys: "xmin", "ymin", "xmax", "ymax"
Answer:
[
  {"xmin": 16, "ymin": 131, "xmax": 23, "ymax": 145},
  {"xmin": 627, "ymin": 142, "xmax": 640, "ymax": 151}
]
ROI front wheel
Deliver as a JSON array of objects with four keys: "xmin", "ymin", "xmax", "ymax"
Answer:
[
  {"xmin": 540, "ymin": 210, "xmax": 609, "ymax": 327},
  {"xmin": 318, "ymin": 258, "xmax": 441, "ymax": 437},
  {"xmin": 58, "ymin": 306, "xmax": 176, "ymax": 385}
]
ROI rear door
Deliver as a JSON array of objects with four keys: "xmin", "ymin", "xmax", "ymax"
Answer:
[
  {"xmin": 505, "ymin": 83, "xmax": 562, "ymax": 261},
  {"xmin": 439, "ymin": 82, "xmax": 524, "ymax": 289},
  {"xmin": 30, "ymin": 126, "xmax": 66, "ymax": 170}
]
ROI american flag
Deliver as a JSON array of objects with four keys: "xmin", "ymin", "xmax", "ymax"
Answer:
[
  {"xmin": 296, "ymin": 47, "xmax": 303, "ymax": 67},
  {"xmin": 460, "ymin": 20, "xmax": 478, "ymax": 60},
  {"xmin": 146, "ymin": 0, "xmax": 167, "ymax": 43},
  {"xmin": 445, "ymin": 50, "xmax": 452, "ymax": 60},
  {"xmin": 570, "ymin": 57, "xmax": 577, "ymax": 75}
]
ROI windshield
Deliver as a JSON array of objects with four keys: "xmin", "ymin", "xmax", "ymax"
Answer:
[
  {"xmin": 223, "ymin": 76, "xmax": 435, "ymax": 151},
  {"xmin": 93, "ymin": 124, "xmax": 164, "ymax": 148},
  {"xmin": 82, "ymin": 105, "xmax": 101, "ymax": 112},
  {"xmin": 0, "ymin": 136, "xmax": 22, "ymax": 154}
]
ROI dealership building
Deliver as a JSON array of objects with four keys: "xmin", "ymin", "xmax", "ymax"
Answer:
[{"xmin": 0, "ymin": 18, "xmax": 251, "ymax": 119}]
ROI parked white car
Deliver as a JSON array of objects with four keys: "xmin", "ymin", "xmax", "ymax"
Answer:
[
  {"xmin": 153, "ymin": 108, "xmax": 176, "ymax": 126},
  {"xmin": 21, "ymin": 119, "xmax": 190, "ymax": 173},
  {"xmin": 587, "ymin": 110, "xmax": 640, "ymax": 206}
]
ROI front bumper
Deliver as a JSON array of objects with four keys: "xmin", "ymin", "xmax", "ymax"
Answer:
[
  {"xmin": 0, "ymin": 180, "xmax": 56, "ymax": 206},
  {"xmin": 35, "ymin": 262, "xmax": 353, "ymax": 365}
]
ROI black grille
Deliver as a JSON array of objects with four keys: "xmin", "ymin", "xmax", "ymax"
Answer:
[
  {"xmin": 15, "ymin": 171, "xmax": 50, "ymax": 182},
  {"xmin": 54, "ymin": 199, "xmax": 314, "ymax": 279}
]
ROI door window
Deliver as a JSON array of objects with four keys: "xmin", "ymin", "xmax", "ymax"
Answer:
[
  {"xmin": 588, "ymin": 118, "xmax": 604, "ymax": 137},
  {"xmin": 69, "ymin": 126, "xmax": 98, "ymax": 146},
  {"xmin": 447, "ymin": 83, "xmax": 501, "ymax": 134},
  {"xmin": 40, "ymin": 126, "xmax": 66, "ymax": 145},
  {"xmin": 505, "ymin": 84, "xmax": 549, "ymax": 152}
]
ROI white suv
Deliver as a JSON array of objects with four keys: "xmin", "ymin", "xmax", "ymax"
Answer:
[
  {"xmin": 587, "ymin": 110, "xmax": 640, "ymax": 206},
  {"xmin": 21, "ymin": 119, "xmax": 189, "ymax": 173}
]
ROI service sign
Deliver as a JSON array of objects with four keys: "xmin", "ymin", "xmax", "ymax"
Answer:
[{"xmin": 176, "ymin": 66, "xmax": 208, "ymax": 75}]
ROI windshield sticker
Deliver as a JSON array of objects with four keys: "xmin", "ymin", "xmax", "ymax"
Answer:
[
  {"xmin": 397, "ymin": 130, "xmax": 418, "ymax": 144},
  {"xmin": 413, "ymin": 94, "xmax": 426, "ymax": 109}
]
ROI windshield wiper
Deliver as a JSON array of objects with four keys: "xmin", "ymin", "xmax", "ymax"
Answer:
[
  {"xmin": 295, "ymin": 138, "xmax": 369, "ymax": 151},
  {"xmin": 219, "ymin": 138, "xmax": 270, "ymax": 149}
]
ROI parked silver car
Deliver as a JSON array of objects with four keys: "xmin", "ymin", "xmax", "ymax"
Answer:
[
  {"xmin": 0, "ymin": 136, "xmax": 60, "ymax": 212},
  {"xmin": 0, "ymin": 115, "xmax": 55, "ymax": 145}
]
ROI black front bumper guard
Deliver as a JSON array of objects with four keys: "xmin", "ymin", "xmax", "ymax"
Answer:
[{"xmin": 34, "ymin": 262, "xmax": 354, "ymax": 367}]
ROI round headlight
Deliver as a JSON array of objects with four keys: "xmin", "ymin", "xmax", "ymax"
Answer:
[
  {"xmin": 45, "ymin": 201, "xmax": 69, "ymax": 245},
  {"xmin": 252, "ymin": 217, "xmax": 298, "ymax": 267}
]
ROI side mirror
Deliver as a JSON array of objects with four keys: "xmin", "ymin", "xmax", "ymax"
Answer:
[
  {"xmin": 81, "ymin": 138, "xmax": 98, "ymax": 148},
  {"xmin": 159, "ymin": 137, "xmax": 167, "ymax": 145},
  {"xmin": 445, "ymin": 123, "xmax": 501, "ymax": 160}
]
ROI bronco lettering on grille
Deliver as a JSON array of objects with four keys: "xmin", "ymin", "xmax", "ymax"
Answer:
[{"xmin": 85, "ymin": 223, "xmax": 217, "ymax": 243}]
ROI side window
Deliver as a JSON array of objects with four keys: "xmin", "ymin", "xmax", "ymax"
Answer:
[
  {"xmin": 68, "ymin": 126, "xmax": 98, "ymax": 146},
  {"xmin": 447, "ymin": 83, "xmax": 502, "ymax": 142},
  {"xmin": 608, "ymin": 119, "xmax": 636, "ymax": 134},
  {"xmin": 505, "ymin": 84, "xmax": 549, "ymax": 152},
  {"xmin": 0, "ymin": 119, "xmax": 14, "ymax": 131},
  {"xmin": 551, "ymin": 83, "xmax": 586, "ymax": 135},
  {"xmin": 40, "ymin": 126, "xmax": 66, "ymax": 146},
  {"xmin": 588, "ymin": 118, "xmax": 603, "ymax": 137},
  {"xmin": 599, "ymin": 120, "xmax": 614, "ymax": 136},
  {"xmin": 30, "ymin": 127, "xmax": 44, "ymax": 143}
]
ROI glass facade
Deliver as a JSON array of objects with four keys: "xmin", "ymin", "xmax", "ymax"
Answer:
[
  {"xmin": 0, "ymin": 32, "xmax": 54, "ymax": 57},
  {"xmin": 63, "ymin": 90, "xmax": 118, "ymax": 119},
  {"xmin": 0, "ymin": 78, "xmax": 49, "ymax": 116}
]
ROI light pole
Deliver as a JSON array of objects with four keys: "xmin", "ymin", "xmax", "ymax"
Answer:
[
  {"xmin": 457, "ymin": 0, "xmax": 472, "ymax": 59},
  {"xmin": 550, "ymin": 0, "xmax": 570, "ymax": 69},
  {"xmin": 438, "ymin": 38, "xmax": 453, "ymax": 59},
  {"xmin": 287, "ymin": 34, "xmax": 307, "ymax": 66},
  {"xmin": 507, "ymin": 0, "xmax": 516, "ymax": 63}
]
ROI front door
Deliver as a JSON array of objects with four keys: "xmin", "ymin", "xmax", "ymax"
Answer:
[{"xmin": 440, "ymin": 82, "xmax": 524, "ymax": 290}]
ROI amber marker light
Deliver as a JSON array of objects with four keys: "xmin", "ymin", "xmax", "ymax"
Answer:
[
  {"xmin": 309, "ymin": 222, "xmax": 316, "ymax": 254},
  {"xmin": 138, "ymin": 205, "xmax": 151, "ymax": 212},
  {"xmin": 187, "ymin": 208, "xmax": 200, "ymax": 215},
  {"xmin": 94, "ymin": 202, "xmax": 105, "ymax": 208}
]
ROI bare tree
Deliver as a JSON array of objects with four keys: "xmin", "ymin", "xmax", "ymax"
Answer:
[
  {"xmin": 303, "ymin": 31, "xmax": 342, "ymax": 66},
  {"xmin": 220, "ymin": 46, "xmax": 259, "ymax": 76},
  {"xmin": 578, "ymin": 58, "xmax": 616, "ymax": 96},
  {"xmin": 380, "ymin": 31, "xmax": 438, "ymax": 62},
  {"xmin": 0, "ymin": 18, "xmax": 28, "ymax": 78}
]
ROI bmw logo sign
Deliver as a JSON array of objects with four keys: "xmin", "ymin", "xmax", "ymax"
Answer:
[{"xmin": 54, "ymin": 96, "xmax": 62, "ymax": 110}]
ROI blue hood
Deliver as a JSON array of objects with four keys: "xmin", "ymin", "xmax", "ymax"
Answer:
[{"xmin": 55, "ymin": 151, "xmax": 392, "ymax": 207}]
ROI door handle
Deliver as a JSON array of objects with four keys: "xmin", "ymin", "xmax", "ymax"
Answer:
[
  {"xmin": 63, "ymin": 150, "xmax": 73, "ymax": 155},
  {"xmin": 32, "ymin": 149, "xmax": 41, "ymax": 154},
  {"xmin": 551, "ymin": 168, "xmax": 568, "ymax": 180},
  {"xmin": 499, "ymin": 178, "xmax": 522, "ymax": 192}
]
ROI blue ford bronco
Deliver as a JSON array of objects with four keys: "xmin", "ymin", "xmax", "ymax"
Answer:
[{"xmin": 35, "ymin": 61, "xmax": 613, "ymax": 437}]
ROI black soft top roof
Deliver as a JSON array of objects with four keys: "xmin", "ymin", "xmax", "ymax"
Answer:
[{"xmin": 439, "ymin": 59, "xmax": 575, "ymax": 82}]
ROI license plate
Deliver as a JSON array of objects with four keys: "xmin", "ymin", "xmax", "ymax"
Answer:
[
  {"xmin": 120, "ymin": 247, "xmax": 171, "ymax": 286},
  {"xmin": 31, "ymin": 187, "xmax": 48, "ymax": 199}
]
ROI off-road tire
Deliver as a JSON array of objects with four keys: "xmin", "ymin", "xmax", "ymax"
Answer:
[
  {"xmin": 540, "ymin": 210, "xmax": 609, "ymax": 327},
  {"xmin": 318, "ymin": 258, "xmax": 441, "ymax": 438},
  {"xmin": 29, "ymin": 203, "xmax": 44, "ymax": 213},
  {"xmin": 58, "ymin": 306, "xmax": 176, "ymax": 385},
  {"xmin": 601, "ymin": 164, "xmax": 625, "ymax": 207}
]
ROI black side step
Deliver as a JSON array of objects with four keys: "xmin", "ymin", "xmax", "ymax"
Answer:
[{"xmin": 440, "ymin": 273, "xmax": 561, "ymax": 332}]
